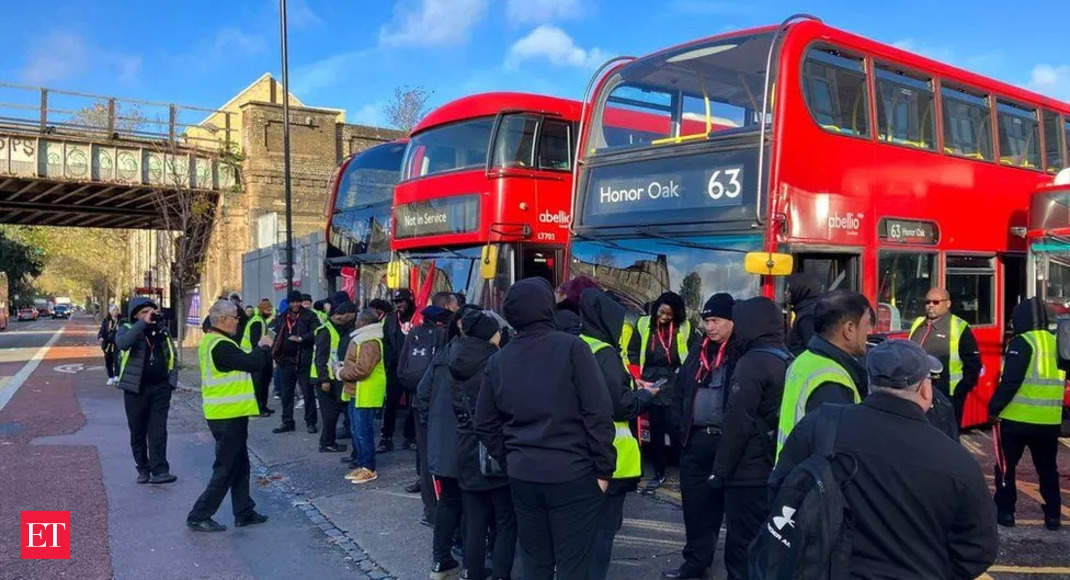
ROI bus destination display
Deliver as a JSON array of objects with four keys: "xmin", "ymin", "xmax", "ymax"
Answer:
[{"xmin": 394, "ymin": 194, "xmax": 481, "ymax": 239}]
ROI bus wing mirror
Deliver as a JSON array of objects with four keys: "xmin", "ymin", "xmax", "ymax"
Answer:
[
  {"xmin": 480, "ymin": 245, "xmax": 499, "ymax": 280},
  {"xmin": 386, "ymin": 260, "xmax": 403, "ymax": 289},
  {"xmin": 744, "ymin": 252, "xmax": 793, "ymax": 276}
]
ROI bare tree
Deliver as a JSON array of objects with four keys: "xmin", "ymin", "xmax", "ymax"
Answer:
[
  {"xmin": 71, "ymin": 100, "xmax": 147, "ymax": 136},
  {"xmin": 385, "ymin": 85, "xmax": 432, "ymax": 132}
]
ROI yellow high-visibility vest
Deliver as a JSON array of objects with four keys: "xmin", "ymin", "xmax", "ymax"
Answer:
[
  {"xmin": 198, "ymin": 333, "xmax": 259, "ymax": 420},
  {"xmin": 580, "ymin": 334, "xmax": 641, "ymax": 480}
]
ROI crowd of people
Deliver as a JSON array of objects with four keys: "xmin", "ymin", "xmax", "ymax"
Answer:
[{"xmin": 98, "ymin": 272, "xmax": 1068, "ymax": 580}]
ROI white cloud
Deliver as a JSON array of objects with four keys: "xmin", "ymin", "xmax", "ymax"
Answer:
[
  {"xmin": 506, "ymin": 0, "xmax": 581, "ymax": 24},
  {"xmin": 350, "ymin": 102, "xmax": 388, "ymax": 127},
  {"xmin": 506, "ymin": 25, "xmax": 607, "ymax": 69},
  {"xmin": 292, "ymin": 50, "xmax": 368, "ymax": 97},
  {"xmin": 214, "ymin": 27, "xmax": 267, "ymax": 56},
  {"xmin": 380, "ymin": 0, "xmax": 489, "ymax": 47},
  {"xmin": 20, "ymin": 32, "xmax": 90, "ymax": 85},
  {"xmin": 288, "ymin": 0, "xmax": 325, "ymax": 28},
  {"xmin": 1028, "ymin": 64, "xmax": 1070, "ymax": 100}
]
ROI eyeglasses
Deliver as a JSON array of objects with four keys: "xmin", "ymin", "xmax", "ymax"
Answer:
[{"xmin": 924, "ymin": 299, "xmax": 947, "ymax": 305}]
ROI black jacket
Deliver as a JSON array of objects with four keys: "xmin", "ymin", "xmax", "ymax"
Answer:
[
  {"xmin": 803, "ymin": 335, "xmax": 869, "ymax": 411},
  {"xmin": 553, "ymin": 305, "xmax": 582, "ymax": 336},
  {"xmin": 314, "ymin": 320, "xmax": 353, "ymax": 383},
  {"xmin": 417, "ymin": 344, "xmax": 458, "ymax": 478},
  {"xmin": 628, "ymin": 291, "xmax": 689, "ymax": 406},
  {"xmin": 671, "ymin": 335, "xmax": 736, "ymax": 447},
  {"xmin": 449, "ymin": 335, "xmax": 504, "ymax": 491},
  {"xmin": 711, "ymin": 297, "xmax": 789, "ymax": 486},
  {"xmin": 773, "ymin": 394, "xmax": 998, "ymax": 579},
  {"xmin": 271, "ymin": 308, "xmax": 317, "ymax": 368},
  {"xmin": 383, "ymin": 302, "xmax": 415, "ymax": 389},
  {"xmin": 98, "ymin": 316, "xmax": 120, "ymax": 353},
  {"xmin": 116, "ymin": 297, "xmax": 176, "ymax": 394},
  {"xmin": 786, "ymin": 272, "xmax": 821, "ymax": 356},
  {"xmin": 579, "ymin": 288, "xmax": 653, "ymax": 493},
  {"xmin": 475, "ymin": 278, "xmax": 616, "ymax": 483},
  {"xmin": 989, "ymin": 297, "xmax": 1051, "ymax": 419},
  {"xmin": 909, "ymin": 314, "xmax": 983, "ymax": 400}
]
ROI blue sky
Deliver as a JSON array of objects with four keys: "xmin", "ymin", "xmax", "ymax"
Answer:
[{"xmin": 1, "ymin": 0, "xmax": 1068, "ymax": 128}]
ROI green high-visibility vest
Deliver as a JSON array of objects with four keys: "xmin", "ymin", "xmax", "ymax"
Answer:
[
  {"xmin": 314, "ymin": 310, "xmax": 328, "ymax": 325},
  {"xmin": 341, "ymin": 338, "xmax": 387, "ymax": 409},
  {"xmin": 119, "ymin": 322, "xmax": 176, "ymax": 380},
  {"xmin": 776, "ymin": 349, "xmax": 860, "ymax": 461},
  {"xmin": 636, "ymin": 316, "xmax": 690, "ymax": 370},
  {"xmin": 620, "ymin": 321, "xmax": 634, "ymax": 367},
  {"xmin": 240, "ymin": 313, "xmax": 266, "ymax": 351},
  {"xmin": 310, "ymin": 322, "xmax": 341, "ymax": 381},
  {"xmin": 198, "ymin": 333, "xmax": 259, "ymax": 420},
  {"xmin": 1000, "ymin": 330, "xmax": 1065, "ymax": 425},
  {"xmin": 581, "ymin": 334, "xmax": 641, "ymax": 480},
  {"xmin": 910, "ymin": 315, "xmax": 968, "ymax": 395}
]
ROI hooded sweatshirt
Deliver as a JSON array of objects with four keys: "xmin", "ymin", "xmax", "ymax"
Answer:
[
  {"xmin": 580, "ymin": 288, "xmax": 653, "ymax": 493},
  {"xmin": 711, "ymin": 297, "xmax": 790, "ymax": 486},
  {"xmin": 786, "ymin": 272, "xmax": 821, "ymax": 355},
  {"xmin": 989, "ymin": 297, "xmax": 1052, "ymax": 418},
  {"xmin": 449, "ymin": 335, "xmax": 505, "ymax": 491},
  {"xmin": 475, "ymin": 278, "xmax": 616, "ymax": 483}
]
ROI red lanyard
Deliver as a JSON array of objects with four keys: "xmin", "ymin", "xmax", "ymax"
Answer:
[
  {"xmin": 695, "ymin": 338, "xmax": 726, "ymax": 381},
  {"xmin": 283, "ymin": 313, "xmax": 297, "ymax": 335},
  {"xmin": 651, "ymin": 321, "xmax": 675, "ymax": 361}
]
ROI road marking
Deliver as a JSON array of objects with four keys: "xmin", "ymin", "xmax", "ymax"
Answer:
[
  {"xmin": 987, "ymin": 565, "xmax": 1070, "ymax": 575},
  {"xmin": 1060, "ymin": 438, "xmax": 1070, "ymax": 451},
  {"xmin": 961, "ymin": 436, "xmax": 984, "ymax": 457},
  {"xmin": 0, "ymin": 328, "xmax": 63, "ymax": 412}
]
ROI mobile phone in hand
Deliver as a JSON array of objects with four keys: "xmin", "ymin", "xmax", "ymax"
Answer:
[{"xmin": 651, "ymin": 378, "xmax": 669, "ymax": 389}]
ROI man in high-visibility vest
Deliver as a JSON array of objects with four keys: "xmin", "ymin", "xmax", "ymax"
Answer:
[
  {"xmin": 312, "ymin": 301, "xmax": 356, "ymax": 454},
  {"xmin": 776, "ymin": 290, "xmax": 873, "ymax": 461},
  {"xmin": 578, "ymin": 287, "xmax": 660, "ymax": 580},
  {"xmin": 240, "ymin": 298, "xmax": 275, "ymax": 417},
  {"xmin": 338, "ymin": 309, "xmax": 388, "ymax": 484},
  {"xmin": 909, "ymin": 287, "xmax": 982, "ymax": 424},
  {"xmin": 187, "ymin": 300, "xmax": 273, "ymax": 532},
  {"xmin": 989, "ymin": 297, "xmax": 1066, "ymax": 531}
]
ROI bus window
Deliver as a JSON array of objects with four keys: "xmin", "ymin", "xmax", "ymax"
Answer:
[
  {"xmin": 996, "ymin": 101, "xmax": 1041, "ymax": 169},
  {"xmin": 874, "ymin": 67, "xmax": 935, "ymax": 150},
  {"xmin": 801, "ymin": 48, "xmax": 870, "ymax": 137},
  {"xmin": 877, "ymin": 251, "xmax": 936, "ymax": 332},
  {"xmin": 537, "ymin": 119, "xmax": 571, "ymax": 171},
  {"xmin": 403, "ymin": 117, "xmax": 494, "ymax": 180},
  {"xmin": 1064, "ymin": 118, "xmax": 1070, "ymax": 171},
  {"xmin": 494, "ymin": 114, "xmax": 539, "ymax": 168},
  {"xmin": 794, "ymin": 253, "xmax": 859, "ymax": 293},
  {"xmin": 946, "ymin": 255, "xmax": 995, "ymax": 326},
  {"xmin": 520, "ymin": 248, "xmax": 559, "ymax": 287},
  {"xmin": 941, "ymin": 87, "xmax": 993, "ymax": 161},
  {"xmin": 1042, "ymin": 111, "xmax": 1064, "ymax": 173}
]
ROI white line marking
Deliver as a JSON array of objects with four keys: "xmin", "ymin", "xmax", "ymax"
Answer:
[{"xmin": 0, "ymin": 328, "xmax": 63, "ymax": 412}]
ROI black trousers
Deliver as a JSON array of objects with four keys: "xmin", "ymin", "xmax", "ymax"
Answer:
[
  {"xmin": 417, "ymin": 421, "xmax": 437, "ymax": 520},
  {"xmin": 511, "ymin": 475, "xmax": 605, "ymax": 580},
  {"xmin": 994, "ymin": 420, "xmax": 1062, "ymax": 520},
  {"xmin": 253, "ymin": 358, "xmax": 273, "ymax": 412},
  {"xmin": 589, "ymin": 490, "xmax": 627, "ymax": 580},
  {"xmin": 123, "ymin": 380, "xmax": 171, "ymax": 475},
  {"xmin": 647, "ymin": 405, "xmax": 676, "ymax": 477},
  {"xmin": 317, "ymin": 381, "xmax": 344, "ymax": 448},
  {"xmin": 462, "ymin": 486, "xmax": 516, "ymax": 580},
  {"xmin": 724, "ymin": 486, "xmax": 768, "ymax": 580},
  {"xmin": 432, "ymin": 476, "xmax": 464, "ymax": 563},
  {"xmin": 278, "ymin": 361, "xmax": 318, "ymax": 427},
  {"xmin": 380, "ymin": 382, "xmax": 416, "ymax": 442},
  {"xmin": 103, "ymin": 348, "xmax": 118, "ymax": 378},
  {"xmin": 188, "ymin": 417, "xmax": 255, "ymax": 521},
  {"xmin": 679, "ymin": 430, "xmax": 725, "ymax": 573}
]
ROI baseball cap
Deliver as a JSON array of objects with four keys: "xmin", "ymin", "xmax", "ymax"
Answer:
[
  {"xmin": 866, "ymin": 339, "xmax": 943, "ymax": 389},
  {"xmin": 392, "ymin": 288, "xmax": 414, "ymax": 302}
]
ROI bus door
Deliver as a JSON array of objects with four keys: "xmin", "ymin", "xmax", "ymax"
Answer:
[
  {"xmin": 792, "ymin": 251, "xmax": 861, "ymax": 292},
  {"xmin": 999, "ymin": 253, "xmax": 1027, "ymax": 342},
  {"xmin": 519, "ymin": 246, "xmax": 562, "ymax": 289}
]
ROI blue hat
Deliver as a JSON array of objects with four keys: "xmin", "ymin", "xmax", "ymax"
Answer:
[{"xmin": 866, "ymin": 339, "xmax": 943, "ymax": 389}]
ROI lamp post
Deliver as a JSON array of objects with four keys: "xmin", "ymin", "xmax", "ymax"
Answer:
[{"xmin": 280, "ymin": 0, "xmax": 294, "ymax": 293}]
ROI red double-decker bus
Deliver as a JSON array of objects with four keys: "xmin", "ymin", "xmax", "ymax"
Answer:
[
  {"xmin": 1027, "ymin": 172, "xmax": 1070, "ymax": 416},
  {"xmin": 570, "ymin": 16, "xmax": 1070, "ymax": 427},
  {"xmin": 324, "ymin": 140, "xmax": 407, "ymax": 305},
  {"xmin": 390, "ymin": 92, "xmax": 581, "ymax": 310}
]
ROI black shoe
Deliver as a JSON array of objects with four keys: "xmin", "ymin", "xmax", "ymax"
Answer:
[
  {"xmin": 404, "ymin": 481, "xmax": 421, "ymax": 493},
  {"xmin": 376, "ymin": 439, "xmax": 394, "ymax": 453},
  {"xmin": 662, "ymin": 566, "xmax": 708, "ymax": 579},
  {"xmin": 402, "ymin": 438, "xmax": 417, "ymax": 450},
  {"xmin": 187, "ymin": 518, "xmax": 227, "ymax": 532},
  {"xmin": 419, "ymin": 515, "xmax": 433, "ymax": 528},
  {"xmin": 273, "ymin": 424, "xmax": 296, "ymax": 434},
  {"xmin": 997, "ymin": 512, "xmax": 1015, "ymax": 528},
  {"xmin": 319, "ymin": 444, "xmax": 347, "ymax": 453},
  {"xmin": 149, "ymin": 473, "xmax": 177, "ymax": 484},
  {"xmin": 307, "ymin": 424, "xmax": 319, "ymax": 434},
  {"xmin": 1045, "ymin": 516, "xmax": 1061, "ymax": 531},
  {"xmin": 235, "ymin": 511, "xmax": 269, "ymax": 527},
  {"xmin": 430, "ymin": 559, "xmax": 460, "ymax": 579},
  {"xmin": 259, "ymin": 411, "xmax": 272, "ymax": 417},
  {"xmin": 136, "ymin": 471, "xmax": 150, "ymax": 484}
]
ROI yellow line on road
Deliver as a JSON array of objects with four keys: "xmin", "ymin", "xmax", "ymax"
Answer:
[
  {"xmin": 987, "ymin": 565, "xmax": 1070, "ymax": 575},
  {"xmin": 1060, "ymin": 438, "xmax": 1070, "ymax": 450}
]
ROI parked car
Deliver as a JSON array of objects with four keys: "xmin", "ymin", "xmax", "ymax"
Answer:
[
  {"xmin": 17, "ymin": 307, "xmax": 39, "ymax": 321},
  {"xmin": 52, "ymin": 304, "xmax": 71, "ymax": 319}
]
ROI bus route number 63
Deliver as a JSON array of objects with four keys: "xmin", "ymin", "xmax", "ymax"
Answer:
[{"xmin": 707, "ymin": 166, "xmax": 743, "ymax": 200}]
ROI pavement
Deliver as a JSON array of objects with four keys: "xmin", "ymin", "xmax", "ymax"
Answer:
[{"xmin": 1, "ymin": 315, "xmax": 1068, "ymax": 579}]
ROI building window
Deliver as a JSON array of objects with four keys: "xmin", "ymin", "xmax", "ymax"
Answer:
[
  {"xmin": 875, "ymin": 67, "xmax": 935, "ymax": 150},
  {"xmin": 257, "ymin": 212, "xmax": 280, "ymax": 249},
  {"xmin": 996, "ymin": 101, "xmax": 1041, "ymax": 170},
  {"xmin": 941, "ymin": 87, "xmax": 993, "ymax": 161},
  {"xmin": 877, "ymin": 251, "xmax": 937, "ymax": 332},
  {"xmin": 802, "ymin": 48, "xmax": 870, "ymax": 137},
  {"xmin": 946, "ymin": 255, "xmax": 995, "ymax": 325},
  {"xmin": 1043, "ymin": 111, "xmax": 1064, "ymax": 173}
]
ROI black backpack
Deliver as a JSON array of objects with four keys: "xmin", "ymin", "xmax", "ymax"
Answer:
[
  {"xmin": 398, "ymin": 323, "xmax": 445, "ymax": 391},
  {"xmin": 749, "ymin": 405, "xmax": 856, "ymax": 580}
]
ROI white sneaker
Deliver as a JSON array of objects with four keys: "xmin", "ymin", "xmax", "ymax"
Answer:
[
  {"xmin": 106, "ymin": 377, "xmax": 115, "ymax": 386},
  {"xmin": 295, "ymin": 398, "xmax": 305, "ymax": 409}
]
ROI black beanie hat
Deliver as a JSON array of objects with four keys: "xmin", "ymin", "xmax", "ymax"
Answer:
[
  {"xmin": 461, "ymin": 309, "xmax": 500, "ymax": 341},
  {"xmin": 333, "ymin": 301, "xmax": 357, "ymax": 315},
  {"xmin": 701, "ymin": 293, "xmax": 735, "ymax": 320},
  {"xmin": 287, "ymin": 290, "xmax": 303, "ymax": 303}
]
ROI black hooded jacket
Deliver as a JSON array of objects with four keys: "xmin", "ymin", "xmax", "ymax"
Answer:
[
  {"xmin": 579, "ymin": 288, "xmax": 653, "ymax": 493},
  {"xmin": 383, "ymin": 297, "xmax": 415, "ymax": 389},
  {"xmin": 989, "ymin": 297, "xmax": 1052, "ymax": 418},
  {"xmin": 710, "ymin": 297, "xmax": 790, "ymax": 486},
  {"xmin": 804, "ymin": 335, "xmax": 870, "ymax": 411},
  {"xmin": 553, "ymin": 305, "xmax": 583, "ymax": 336},
  {"xmin": 786, "ymin": 272, "xmax": 821, "ymax": 356},
  {"xmin": 450, "ymin": 335, "xmax": 505, "ymax": 491},
  {"xmin": 475, "ymin": 278, "xmax": 616, "ymax": 483}
]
